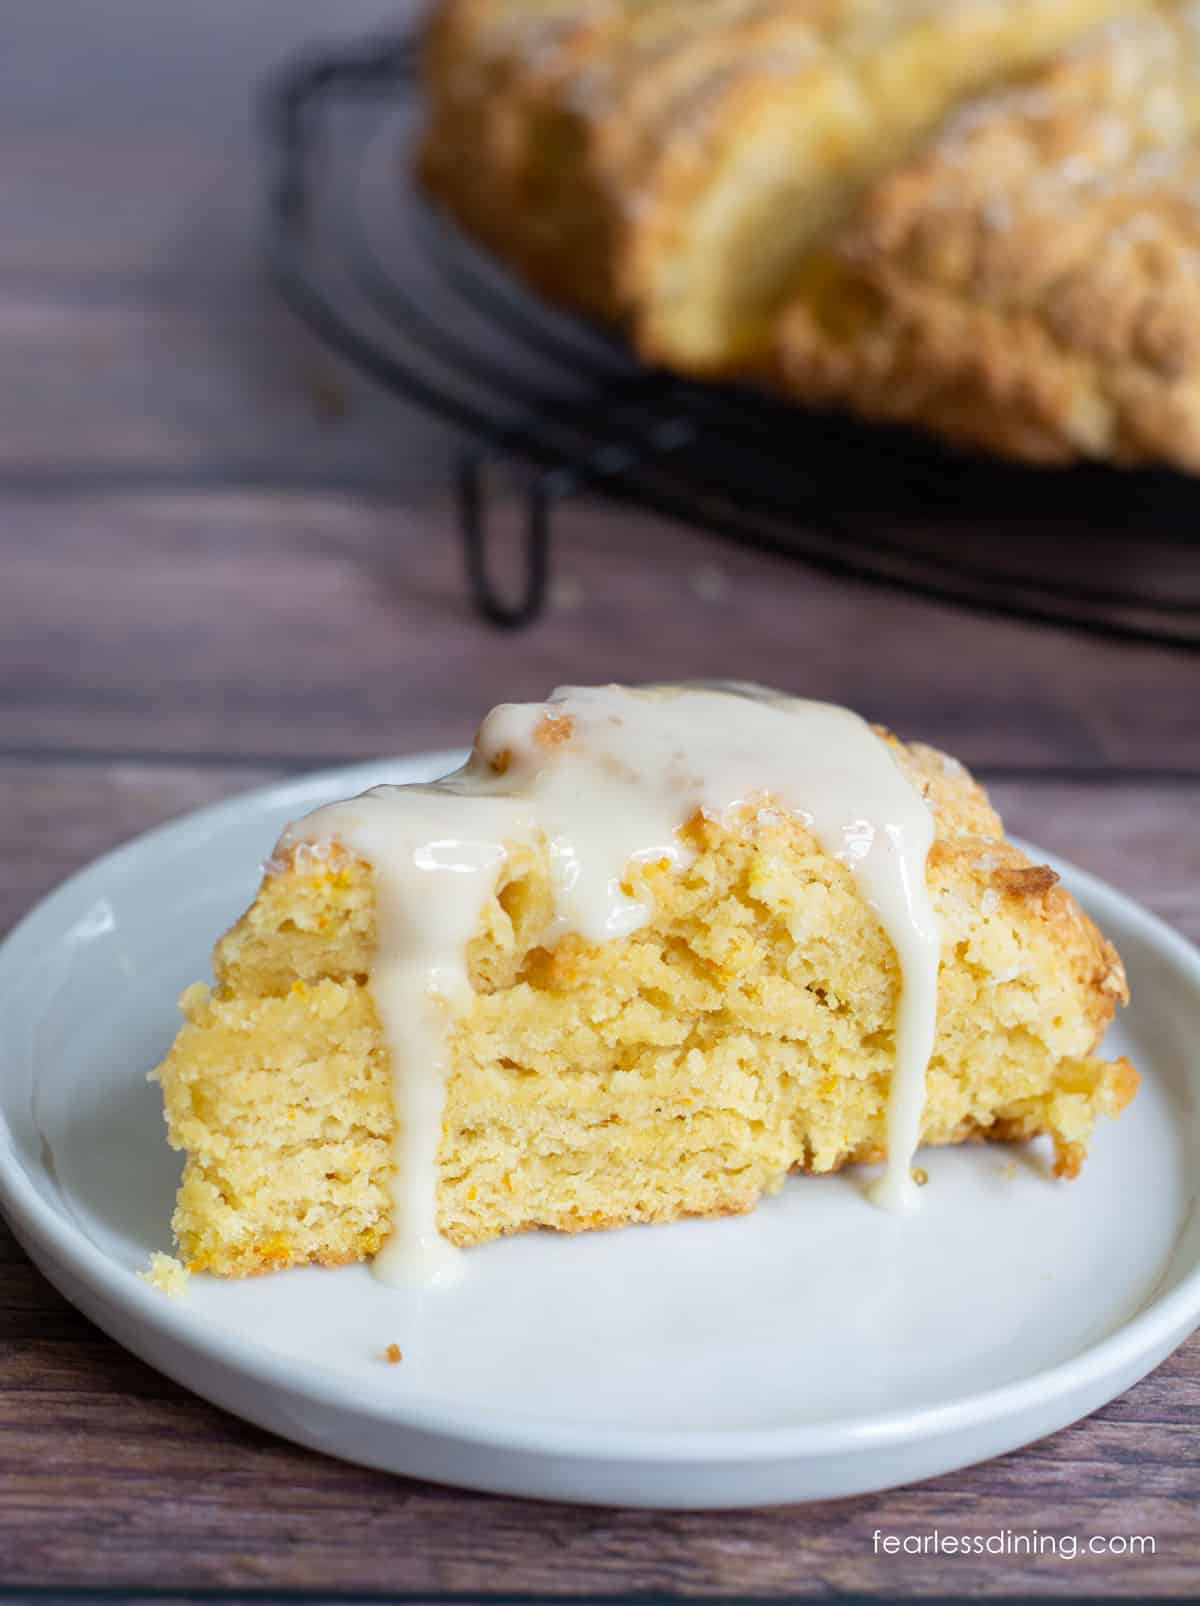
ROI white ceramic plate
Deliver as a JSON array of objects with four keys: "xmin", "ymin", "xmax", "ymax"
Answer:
[{"xmin": 1, "ymin": 753, "xmax": 1198, "ymax": 1508}]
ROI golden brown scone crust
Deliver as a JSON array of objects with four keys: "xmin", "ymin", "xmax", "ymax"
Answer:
[
  {"xmin": 157, "ymin": 719, "xmax": 1136, "ymax": 1275},
  {"xmin": 420, "ymin": 0, "xmax": 1142, "ymax": 371},
  {"xmin": 886, "ymin": 733, "xmax": 1129, "ymax": 1054},
  {"xmin": 777, "ymin": 4, "xmax": 1200, "ymax": 467}
]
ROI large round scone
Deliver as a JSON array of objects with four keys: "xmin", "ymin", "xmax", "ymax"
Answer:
[
  {"xmin": 419, "ymin": 0, "xmax": 1141, "ymax": 373},
  {"xmin": 776, "ymin": 5, "xmax": 1200, "ymax": 467}
]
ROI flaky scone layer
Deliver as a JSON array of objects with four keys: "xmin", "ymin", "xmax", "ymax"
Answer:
[
  {"xmin": 419, "ymin": 0, "xmax": 1139, "ymax": 372},
  {"xmin": 154, "ymin": 735, "xmax": 1136, "ymax": 1276},
  {"xmin": 777, "ymin": 4, "xmax": 1200, "ymax": 466}
]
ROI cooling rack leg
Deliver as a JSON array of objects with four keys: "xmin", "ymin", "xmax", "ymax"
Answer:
[{"xmin": 457, "ymin": 450, "xmax": 563, "ymax": 629}]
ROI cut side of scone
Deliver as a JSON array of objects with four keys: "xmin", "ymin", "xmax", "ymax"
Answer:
[
  {"xmin": 419, "ymin": 0, "xmax": 1142, "ymax": 373},
  {"xmin": 154, "ymin": 690, "xmax": 1136, "ymax": 1278},
  {"xmin": 775, "ymin": 3, "xmax": 1200, "ymax": 467}
]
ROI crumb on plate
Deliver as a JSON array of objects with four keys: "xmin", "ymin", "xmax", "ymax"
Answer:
[{"xmin": 141, "ymin": 1252, "xmax": 189, "ymax": 1297}]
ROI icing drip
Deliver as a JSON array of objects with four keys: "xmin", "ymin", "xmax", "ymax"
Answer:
[{"xmin": 277, "ymin": 683, "xmax": 941, "ymax": 1283}]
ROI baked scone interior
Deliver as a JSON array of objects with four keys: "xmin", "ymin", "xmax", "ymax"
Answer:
[{"xmin": 155, "ymin": 687, "xmax": 1136, "ymax": 1278}]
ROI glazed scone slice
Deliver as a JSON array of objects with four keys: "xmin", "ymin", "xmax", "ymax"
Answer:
[
  {"xmin": 421, "ymin": 0, "xmax": 1145, "ymax": 372},
  {"xmin": 777, "ymin": 3, "xmax": 1200, "ymax": 467},
  {"xmin": 154, "ymin": 698, "xmax": 1136, "ymax": 1279}
]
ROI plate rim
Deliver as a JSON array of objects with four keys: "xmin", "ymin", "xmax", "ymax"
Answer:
[{"xmin": 1, "ymin": 752, "xmax": 1198, "ymax": 1466}]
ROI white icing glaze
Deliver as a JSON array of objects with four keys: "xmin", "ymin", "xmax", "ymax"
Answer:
[
  {"xmin": 284, "ymin": 788, "xmax": 534, "ymax": 1286},
  {"xmin": 277, "ymin": 683, "xmax": 941, "ymax": 1283}
]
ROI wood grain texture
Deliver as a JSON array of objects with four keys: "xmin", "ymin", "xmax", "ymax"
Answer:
[
  {"xmin": 0, "ymin": 2, "xmax": 418, "ymax": 276},
  {"xmin": 0, "ymin": 284, "xmax": 449, "ymax": 484},
  {"xmin": 0, "ymin": 0, "xmax": 445, "ymax": 489},
  {"xmin": 4, "ymin": 489, "xmax": 1198, "ymax": 772},
  {"xmin": 0, "ymin": 0, "xmax": 1197, "ymax": 1595}
]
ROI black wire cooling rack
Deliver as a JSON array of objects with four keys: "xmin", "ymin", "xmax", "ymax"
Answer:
[{"xmin": 262, "ymin": 31, "xmax": 1200, "ymax": 648}]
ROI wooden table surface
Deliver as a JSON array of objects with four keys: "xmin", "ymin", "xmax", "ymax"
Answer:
[{"xmin": 1, "ymin": 2, "xmax": 1197, "ymax": 1598}]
